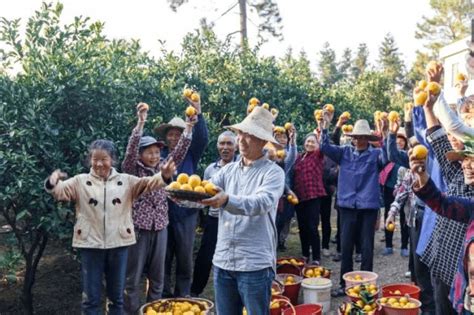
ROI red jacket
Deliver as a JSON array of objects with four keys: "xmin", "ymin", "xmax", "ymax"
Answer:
[{"xmin": 293, "ymin": 150, "xmax": 326, "ymax": 202}]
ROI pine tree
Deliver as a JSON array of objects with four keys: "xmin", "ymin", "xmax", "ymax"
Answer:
[
  {"xmin": 352, "ymin": 43, "xmax": 370, "ymax": 79},
  {"xmin": 318, "ymin": 42, "xmax": 338, "ymax": 86},
  {"xmin": 338, "ymin": 48, "xmax": 352, "ymax": 81},
  {"xmin": 378, "ymin": 33, "xmax": 405, "ymax": 86}
]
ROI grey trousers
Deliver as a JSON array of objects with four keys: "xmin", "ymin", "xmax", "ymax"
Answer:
[
  {"xmin": 124, "ymin": 228, "xmax": 167, "ymax": 315},
  {"xmin": 163, "ymin": 210, "xmax": 199, "ymax": 297}
]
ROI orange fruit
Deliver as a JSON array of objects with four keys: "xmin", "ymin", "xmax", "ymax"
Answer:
[
  {"xmin": 404, "ymin": 102, "xmax": 413, "ymax": 111},
  {"xmin": 204, "ymin": 182, "xmax": 217, "ymax": 196},
  {"xmin": 271, "ymin": 108, "xmax": 278, "ymax": 115},
  {"xmin": 386, "ymin": 223, "xmax": 395, "ymax": 232},
  {"xmin": 274, "ymin": 126, "xmax": 285, "ymax": 134},
  {"xmin": 194, "ymin": 186, "xmax": 206, "ymax": 193},
  {"xmin": 388, "ymin": 111, "xmax": 399, "ymax": 122},
  {"xmin": 374, "ymin": 111, "xmax": 381, "ymax": 121},
  {"xmin": 180, "ymin": 183, "xmax": 193, "ymax": 191},
  {"xmin": 418, "ymin": 80, "xmax": 428, "ymax": 90},
  {"xmin": 168, "ymin": 181, "xmax": 181, "ymax": 190},
  {"xmin": 415, "ymin": 91, "xmax": 428, "ymax": 106},
  {"xmin": 314, "ymin": 109, "xmax": 323, "ymax": 120},
  {"xmin": 191, "ymin": 92, "xmax": 200, "ymax": 102},
  {"xmin": 183, "ymin": 88, "xmax": 193, "ymax": 98},
  {"xmin": 426, "ymin": 60, "xmax": 440, "ymax": 71},
  {"xmin": 201, "ymin": 180, "xmax": 209, "ymax": 187},
  {"xmin": 247, "ymin": 104, "xmax": 256, "ymax": 113},
  {"xmin": 138, "ymin": 103, "xmax": 149, "ymax": 111},
  {"xmin": 426, "ymin": 81, "xmax": 441, "ymax": 95},
  {"xmin": 341, "ymin": 111, "xmax": 351, "ymax": 119},
  {"xmin": 325, "ymin": 104, "xmax": 335, "ymax": 113},
  {"xmin": 413, "ymin": 144, "xmax": 428, "ymax": 159},
  {"xmin": 249, "ymin": 97, "xmax": 260, "ymax": 106},
  {"xmin": 177, "ymin": 173, "xmax": 189, "ymax": 184},
  {"xmin": 185, "ymin": 106, "xmax": 197, "ymax": 116},
  {"xmin": 188, "ymin": 174, "xmax": 201, "ymax": 188},
  {"xmin": 262, "ymin": 103, "xmax": 270, "ymax": 110},
  {"xmin": 456, "ymin": 73, "xmax": 467, "ymax": 82},
  {"xmin": 284, "ymin": 122, "xmax": 292, "ymax": 130},
  {"xmin": 276, "ymin": 150, "xmax": 286, "ymax": 159}
]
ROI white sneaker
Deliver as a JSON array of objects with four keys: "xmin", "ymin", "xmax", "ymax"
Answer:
[
  {"xmin": 405, "ymin": 271, "xmax": 411, "ymax": 278},
  {"xmin": 322, "ymin": 248, "xmax": 331, "ymax": 257}
]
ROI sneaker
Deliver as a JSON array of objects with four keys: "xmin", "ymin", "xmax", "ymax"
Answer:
[
  {"xmin": 405, "ymin": 271, "xmax": 411, "ymax": 278},
  {"xmin": 355, "ymin": 253, "xmax": 362, "ymax": 263},
  {"xmin": 195, "ymin": 227, "xmax": 204, "ymax": 235},
  {"xmin": 333, "ymin": 252, "xmax": 341, "ymax": 262},
  {"xmin": 322, "ymin": 248, "xmax": 331, "ymax": 257},
  {"xmin": 400, "ymin": 249, "xmax": 409, "ymax": 257},
  {"xmin": 382, "ymin": 247, "xmax": 394, "ymax": 256},
  {"xmin": 331, "ymin": 287, "xmax": 346, "ymax": 297},
  {"xmin": 311, "ymin": 260, "xmax": 320, "ymax": 266}
]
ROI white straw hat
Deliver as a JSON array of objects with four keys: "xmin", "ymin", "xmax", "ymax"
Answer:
[
  {"xmin": 154, "ymin": 117, "xmax": 187, "ymax": 139},
  {"xmin": 346, "ymin": 119, "xmax": 380, "ymax": 141},
  {"xmin": 226, "ymin": 106, "xmax": 279, "ymax": 144}
]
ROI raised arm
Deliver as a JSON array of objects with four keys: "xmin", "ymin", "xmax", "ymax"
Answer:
[
  {"xmin": 122, "ymin": 103, "xmax": 148, "ymax": 175},
  {"xmin": 129, "ymin": 158, "xmax": 175, "ymax": 199},
  {"xmin": 45, "ymin": 170, "xmax": 78, "ymax": 202}
]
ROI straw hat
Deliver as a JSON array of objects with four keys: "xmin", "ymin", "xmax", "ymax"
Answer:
[
  {"xmin": 446, "ymin": 136, "xmax": 474, "ymax": 161},
  {"xmin": 346, "ymin": 119, "xmax": 380, "ymax": 141},
  {"xmin": 226, "ymin": 106, "xmax": 279, "ymax": 144},
  {"xmin": 154, "ymin": 117, "xmax": 187, "ymax": 139}
]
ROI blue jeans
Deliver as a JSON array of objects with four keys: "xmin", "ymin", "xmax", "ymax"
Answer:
[
  {"xmin": 214, "ymin": 266, "xmax": 274, "ymax": 315},
  {"xmin": 80, "ymin": 246, "xmax": 129, "ymax": 315}
]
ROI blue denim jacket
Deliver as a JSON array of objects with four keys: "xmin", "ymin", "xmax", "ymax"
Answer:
[{"xmin": 320, "ymin": 129, "xmax": 386, "ymax": 210}]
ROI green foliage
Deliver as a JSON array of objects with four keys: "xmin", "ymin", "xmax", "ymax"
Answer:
[{"xmin": 415, "ymin": 0, "xmax": 471, "ymax": 56}]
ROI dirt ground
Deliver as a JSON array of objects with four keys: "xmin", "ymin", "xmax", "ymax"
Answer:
[{"xmin": 0, "ymin": 209, "xmax": 411, "ymax": 315}]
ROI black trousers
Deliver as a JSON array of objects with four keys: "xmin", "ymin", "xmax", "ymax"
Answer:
[
  {"xmin": 409, "ymin": 209, "xmax": 435, "ymax": 314},
  {"xmin": 339, "ymin": 208, "xmax": 378, "ymax": 287},
  {"xmin": 190, "ymin": 215, "xmax": 218, "ymax": 296},
  {"xmin": 320, "ymin": 195, "xmax": 332, "ymax": 250},
  {"xmin": 295, "ymin": 198, "xmax": 321, "ymax": 261}
]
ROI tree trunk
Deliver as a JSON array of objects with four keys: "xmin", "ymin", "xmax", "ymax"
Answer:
[
  {"xmin": 238, "ymin": 0, "xmax": 248, "ymax": 47},
  {"xmin": 21, "ymin": 230, "xmax": 48, "ymax": 315}
]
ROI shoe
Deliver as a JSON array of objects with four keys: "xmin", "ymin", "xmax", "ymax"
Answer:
[
  {"xmin": 355, "ymin": 254, "xmax": 362, "ymax": 263},
  {"xmin": 195, "ymin": 227, "xmax": 204, "ymax": 235},
  {"xmin": 404, "ymin": 271, "xmax": 411, "ymax": 278},
  {"xmin": 400, "ymin": 249, "xmax": 409, "ymax": 257},
  {"xmin": 322, "ymin": 248, "xmax": 331, "ymax": 257},
  {"xmin": 332, "ymin": 252, "xmax": 341, "ymax": 262},
  {"xmin": 382, "ymin": 248, "xmax": 394, "ymax": 256},
  {"xmin": 311, "ymin": 260, "xmax": 320, "ymax": 266},
  {"xmin": 331, "ymin": 287, "xmax": 346, "ymax": 297}
]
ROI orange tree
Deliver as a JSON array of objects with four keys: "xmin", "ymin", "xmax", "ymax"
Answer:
[{"xmin": 1, "ymin": 2, "xmax": 396, "ymax": 313}]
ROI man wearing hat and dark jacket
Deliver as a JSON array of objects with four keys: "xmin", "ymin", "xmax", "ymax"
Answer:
[
  {"xmin": 156, "ymin": 95, "xmax": 209, "ymax": 298},
  {"xmin": 320, "ymin": 112, "xmax": 388, "ymax": 297},
  {"xmin": 122, "ymin": 103, "xmax": 195, "ymax": 314}
]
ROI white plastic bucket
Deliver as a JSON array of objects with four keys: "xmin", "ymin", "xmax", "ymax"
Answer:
[{"xmin": 301, "ymin": 277, "xmax": 332, "ymax": 313}]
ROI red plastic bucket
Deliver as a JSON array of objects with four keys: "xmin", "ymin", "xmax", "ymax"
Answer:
[
  {"xmin": 381, "ymin": 283, "xmax": 420, "ymax": 300},
  {"xmin": 276, "ymin": 273, "xmax": 303, "ymax": 306},
  {"xmin": 377, "ymin": 296, "xmax": 421, "ymax": 315},
  {"xmin": 270, "ymin": 295, "xmax": 291, "ymax": 315},
  {"xmin": 282, "ymin": 304, "xmax": 322, "ymax": 315},
  {"xmin": 277, "ymin": 257, "xmax": 305, "ymax": 276}
]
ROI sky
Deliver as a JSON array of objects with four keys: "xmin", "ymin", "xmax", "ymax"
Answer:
[{"xmin": 3, "ymin": 0, "xmax": 433, "ymax": 69}]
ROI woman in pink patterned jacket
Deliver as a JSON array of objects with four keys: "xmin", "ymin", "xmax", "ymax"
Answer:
[{"xmin": 122, "ymin": 103, "xmax": 195, "ymax": 315}]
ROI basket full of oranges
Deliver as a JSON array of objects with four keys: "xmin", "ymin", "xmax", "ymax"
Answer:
[{"xmin": 165, "ymin": 173, "xmax": 218, "ymax": 208}]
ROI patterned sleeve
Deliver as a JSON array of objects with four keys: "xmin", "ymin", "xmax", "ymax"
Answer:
[
  {"xmin": 389, "ymin": 174, "xmax": 410, "ymax": 217},
  {"xmin": 168, "ymin": 131, "xmax": 192, "ymax": 168},
  {"xmin": 414, "ymin": 178, "xmax": 472, "ymax": 223},
  {"xmin": 121, "ymin": 127, "xmax": 142, "ymax": 175},
  {"xmin": 426, "ymin": 127, "xmax": 463, "ymax": 186}
]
